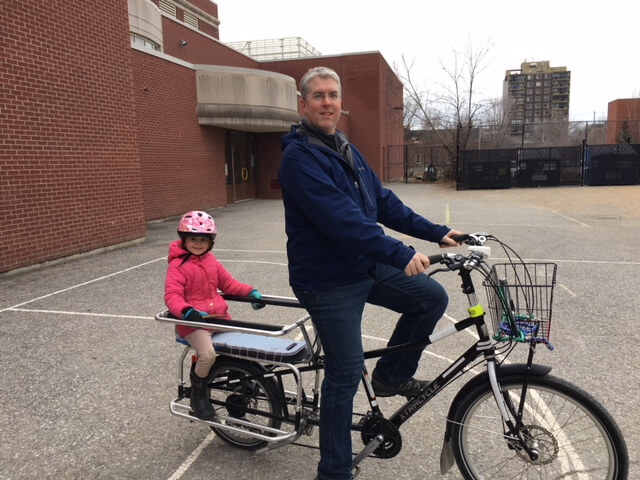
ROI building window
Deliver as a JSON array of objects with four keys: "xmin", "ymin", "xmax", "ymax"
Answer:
[
  {"xmin": 415, "ymin": 153, "xmax": 422, "ymax": 165},
  {"xmin": 130, "ymin": 33, "xmax": 160, "ymax": 51}
]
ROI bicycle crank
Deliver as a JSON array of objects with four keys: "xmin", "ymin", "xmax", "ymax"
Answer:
[{"xmin": 359, "ymin": 415, "xmax": 402, "ymax": 458}]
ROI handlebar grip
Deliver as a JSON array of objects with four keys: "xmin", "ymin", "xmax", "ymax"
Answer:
[
  {"xmin": 451, "ymin": 233, "xmax": 469, "ymax": 243},
  {"xmin": 439, "ymin": 233, "xmax": 469, "ymax": 247},
  {"xmin": 428, "ymin": 254, "xmax": 444, "ymax": 265}
]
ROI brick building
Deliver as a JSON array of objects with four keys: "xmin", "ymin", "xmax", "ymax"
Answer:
[
  {"xmin": 607, "ymin": 98, "xmax": 640, "ymax": 144},
  {"xmin": 1, "ymin": 0, "xmax": 403, "ymax": 273}
]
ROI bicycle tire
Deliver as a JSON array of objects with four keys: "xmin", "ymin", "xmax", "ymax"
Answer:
[
  {"xmin": 208, "ymin": 358, "xmax": 284, "ymax": 450},
  {"xmin": 449, "ymin": 373, "xmax": 628, "ymax": 479}
]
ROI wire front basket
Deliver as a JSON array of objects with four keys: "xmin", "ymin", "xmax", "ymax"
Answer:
[{"xmin": 483, "ymin": 262, "xmax": 557, "ymax": 347}]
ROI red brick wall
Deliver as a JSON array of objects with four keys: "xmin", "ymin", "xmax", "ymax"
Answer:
[
  {"xmin": 255, "ymin": 133, "xmax": 287, "ymax": 199},
  {"xmin": 607, "ymin": 98, "xmax": 640, "ymax": 144},
  {"xmin": 1, "ymin": 1, "xmax": 145, "ymax": 273},
  {"xmin": 132, "ymin": 51, "xmax": 229, "ymax": 220},
  {"xmin": 189, "ymin": 0, "xmax": 218, "ymax": 21},
  {"xmin": 160, "ymin": 13, "xmax": 257, "ymax": 67},
  {"xmin": 150, "ymin": 0, "xmax": 220, "ymax": 39}
]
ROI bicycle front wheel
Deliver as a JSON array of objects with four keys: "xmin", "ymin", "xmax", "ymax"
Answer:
[{"xmin": 449, "ymin": 374, "xmax": 628, "ymax": 479}]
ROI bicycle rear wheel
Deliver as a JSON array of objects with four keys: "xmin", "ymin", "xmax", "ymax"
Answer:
[
  {"xmin": 449, "ymin": 374, "xmax": 628, "ymax": 479},
  {"xmin": 208, "ymin": 358, "xmax": 283, "ymax": 450}
]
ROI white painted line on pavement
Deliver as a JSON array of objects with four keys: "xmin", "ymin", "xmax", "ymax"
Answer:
[
  {"xmin": 8, "ymin": 307, "xmax": 152, "ymax": 320},
  {"xmin": 559, "ymin": 283, "xmax": 577, "ymax": 297},
  {"xmin": 0, "ymin": 257, "xmax": 166, "ymax": 313},
  {"xmin": 166, "ymin": 432, "xmax": 216, "ymax": 480},
  {"xmin": 549, "ymin": 210, "xmax": 591, "ymax": 228}
]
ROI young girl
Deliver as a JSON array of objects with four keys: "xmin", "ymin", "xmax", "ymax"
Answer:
[{"xmin": 164, "ymin": 210, "xmax": 262, "ymax": 420}]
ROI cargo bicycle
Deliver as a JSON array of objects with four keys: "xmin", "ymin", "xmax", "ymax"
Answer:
[{"xmin": 155, "ymin": 233, "xmax": 628, "ymax": 479}]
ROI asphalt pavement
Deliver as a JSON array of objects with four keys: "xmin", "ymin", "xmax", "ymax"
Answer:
[{"xmin": 1, "ymin": 182, "xmax": 638, "ymax": 479}]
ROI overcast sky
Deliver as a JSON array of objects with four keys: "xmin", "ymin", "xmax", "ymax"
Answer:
[{"xmin": 215, "ymin": 0, "xmax": 639, "ymax": 122}]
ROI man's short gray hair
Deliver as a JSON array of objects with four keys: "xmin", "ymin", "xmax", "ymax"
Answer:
[{"xmin": 299, "ymin": 66, "xmax": 342, "ymax": 99}]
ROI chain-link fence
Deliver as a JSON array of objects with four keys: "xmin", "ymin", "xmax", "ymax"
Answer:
[{"xmin": 389, "ymin": 119, "xmax": 640, "ymax": 189}]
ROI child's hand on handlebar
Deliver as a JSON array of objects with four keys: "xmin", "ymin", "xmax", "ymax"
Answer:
[
  {"xmin": 249, "ymin": 289, "xmax": 265, "ymax": 310},
  {"xmin": 181, "ymin": 307, "xmax": 208, "ymax": 322}
]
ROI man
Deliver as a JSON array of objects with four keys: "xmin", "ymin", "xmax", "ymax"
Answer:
[{"xmin": 278, "ymin": 66, "xmax": 462, "ymax": 479}]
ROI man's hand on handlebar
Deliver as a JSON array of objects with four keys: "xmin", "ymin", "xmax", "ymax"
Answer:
[
  {"xmin": 439, "ymin": 230, "xmax": 467, "ymax": 248},
  {"xmin": 404, "ymin": 251, "xmax": 433, "ymax": 276}
]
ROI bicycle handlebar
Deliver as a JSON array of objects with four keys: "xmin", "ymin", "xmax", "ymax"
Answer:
[
  {"xmin": 429, "ymin": 232, "xmax": 493, "ymax": 270},
  {"xmin": 222, "ymin": 293, "xmax": 304, "ymax": 308}
]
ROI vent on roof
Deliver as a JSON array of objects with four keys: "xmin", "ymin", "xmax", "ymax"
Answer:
[
  {"xmin": 158, "ymin": 0, "xmax": 176, "ymax": 17},
  {"xmin": 184, "ymin": 11, "xmax": 198, "ymax": 29}
]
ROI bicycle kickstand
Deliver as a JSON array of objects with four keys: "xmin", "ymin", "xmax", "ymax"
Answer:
[{"xmin": 350, "ymin": 433, "xmax": 383, "ymax": 478}]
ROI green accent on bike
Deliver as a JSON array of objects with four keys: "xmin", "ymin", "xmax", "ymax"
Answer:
[
  {"xmin": 467, "ymin": 304, "xmax": 484, "ymax": 318},
  {"xmin": 493, "ymin": 330, "xmax": 527, "ymax": 343},
  {"xmin": 492, "ymin": 314, "xmax": 538, "ymax": 343}
]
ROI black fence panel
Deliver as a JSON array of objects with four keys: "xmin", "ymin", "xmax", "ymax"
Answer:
[
  {"xmin": 517, "ymin": 148, "xmax": 561, "ymax": 187},
  {"xmin": 457, "ymin": 149, "xmax": 514, "ymax": 190},
  {"xmin": 517, "ymin": 146, "xmax": 582, "ymax": 187},
  {"xmin": 584, "ymin": 144, "xmax": 640, "ymax": 186},
  {"xmin": 388, "ymin": 141, "xmax": 639, "ymax": 189}
]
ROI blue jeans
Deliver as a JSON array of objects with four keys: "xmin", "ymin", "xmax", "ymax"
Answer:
[{"xmin": 294, "ymin": 263, "xmax": 448, "ymax": 480}]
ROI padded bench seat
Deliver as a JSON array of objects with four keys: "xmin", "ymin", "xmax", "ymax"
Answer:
[{"xmin": 176, "ymin": 331, "xmax": 310, "ymax": 363}]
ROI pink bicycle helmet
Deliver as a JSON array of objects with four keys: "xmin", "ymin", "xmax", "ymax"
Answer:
[{"xmin": 177, "ymin": 211, "xmax": 217, "ymax": 239}]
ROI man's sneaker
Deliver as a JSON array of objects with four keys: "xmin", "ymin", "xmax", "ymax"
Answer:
[{"xmin": 371, "ymin": 375, "xmax": 430, "ymax": 398}]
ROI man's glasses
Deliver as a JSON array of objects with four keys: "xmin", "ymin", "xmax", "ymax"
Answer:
[{"xmin": 308, "ymin": 92, "xmax": 341, "ymax": 102}]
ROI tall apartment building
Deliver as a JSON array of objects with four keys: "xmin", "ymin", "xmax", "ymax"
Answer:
[{"xmin": 503, "ymin": 61, "xmax": 571, "ymax": 133}]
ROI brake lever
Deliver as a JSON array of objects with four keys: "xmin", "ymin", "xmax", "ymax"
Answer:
[{"xmin": 427, "ymin": 267, "xmax": 450, "ymax": 277}]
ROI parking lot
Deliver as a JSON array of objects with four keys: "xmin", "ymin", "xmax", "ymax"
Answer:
[{"xmin": 1, "ymin": 182, "xmax": 638, "ymax": 479}]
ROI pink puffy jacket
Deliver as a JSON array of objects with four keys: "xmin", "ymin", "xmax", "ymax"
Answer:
[{"xmin": 164, "ymin": 240, "xmax": 254, "ymax": 337}]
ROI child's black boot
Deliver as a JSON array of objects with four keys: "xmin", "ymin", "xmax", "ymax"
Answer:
[{"xmin": 189, "ymin": 365, "xmax": 215, "ymax": 420}]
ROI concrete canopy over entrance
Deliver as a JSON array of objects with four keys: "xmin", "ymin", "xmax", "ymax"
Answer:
[{"xmin": 196, "ymin": 65, "xmax": 300, "ymax": 132}]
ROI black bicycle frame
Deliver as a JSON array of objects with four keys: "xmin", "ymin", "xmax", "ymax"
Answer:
[{"xmin": 357, "ymin": 312, "xmax": 495, "ymax": 429}]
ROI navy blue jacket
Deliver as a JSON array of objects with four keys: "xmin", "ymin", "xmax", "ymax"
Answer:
[{"xmin": 278, "ymin": 124, "xmax": 450, "ymax": 290}]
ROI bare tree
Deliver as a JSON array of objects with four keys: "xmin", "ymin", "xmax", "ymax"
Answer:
[
  {"xmin": 476, "ymin": 97, "xmax": 520, "ymax": 149},
  {"xmin": 397, "ymin": 39, "xmax": 493, "ymax": 162}
]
